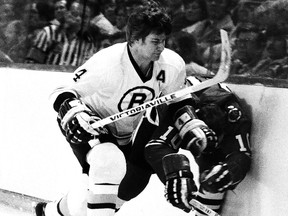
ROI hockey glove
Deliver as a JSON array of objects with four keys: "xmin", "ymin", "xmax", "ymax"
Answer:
[
  {"xmin": 163, "ymin": 153, "xmax": 197, "ymax": 212},
  {"xmin": 174, "ymin": 105, "xmax": 218, "ymax": 157},
  {"xmin": 200, "ymin": 163, "xmax": 234, "ymax": 193},
  {"xmin": 58, "ymin": 98, "xmax": 108, "ymax": 144},
  {"xmin": 201, "ymin": 151, "xmax": 251, "ymax": 193}
]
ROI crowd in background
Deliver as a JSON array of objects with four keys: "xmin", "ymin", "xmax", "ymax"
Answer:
[{"xmin": 0, "ymin": 0, "xmax": 287, "ymax": 78}]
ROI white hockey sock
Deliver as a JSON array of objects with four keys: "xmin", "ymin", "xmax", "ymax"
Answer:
[
  {"xmin": 87, "ymin": 184, "xmax": 119, "ymax": 216},
  {"xmin": 45, "ymin": 200, "xmax": 63, "ymax": 216}
]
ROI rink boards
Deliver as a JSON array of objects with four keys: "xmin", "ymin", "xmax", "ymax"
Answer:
[{"xmin": 0, "ymin": 68, "xmax": 288, "ymax": 216}]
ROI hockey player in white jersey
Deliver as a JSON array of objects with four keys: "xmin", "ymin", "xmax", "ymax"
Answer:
[{"xmin": 34, "ymin": 1, "xmax": 215, "ymax": 216}]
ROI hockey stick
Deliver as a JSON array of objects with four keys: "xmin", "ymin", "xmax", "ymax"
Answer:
[
  {"xmin": 91, "ymin": 29, "xmax": 231, "ymax": 129},
  {"xmin": 190, "ymin": 199, "xmax": 220, "ymax": 216}
]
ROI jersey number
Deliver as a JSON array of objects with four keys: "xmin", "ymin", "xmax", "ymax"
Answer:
[
  {"xmin": 235, "ymin": 133, "xmax": 251, "ymax": 152},
  {"xmin": 73, "ymin": 69, "xmax": 87, "ymax": 82},
  {"xmin": 156, "ymin": 70, "xmax": 165, "ymax": 83},
  {"xmin": 160, "ymin": 126, "xmax": 182, "ymax": 150}
]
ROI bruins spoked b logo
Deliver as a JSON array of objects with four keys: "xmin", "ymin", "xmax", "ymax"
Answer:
[{"xmin": 118, "ymin": 86, "xmax": 155, "ymax": 115}]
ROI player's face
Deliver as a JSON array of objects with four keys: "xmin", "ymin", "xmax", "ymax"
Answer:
[{"xmin": 138, "ymin": 33, "xmax": 166, "ymax": 61}]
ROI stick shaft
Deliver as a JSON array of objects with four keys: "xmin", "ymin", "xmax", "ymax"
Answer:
[
  {"xmin": 91, "ymin": 29, "xmax": 231, "ymax": 129},
  {"xmin": 190, "ymin": 199, "xmax": 221, "ymax": 216}
]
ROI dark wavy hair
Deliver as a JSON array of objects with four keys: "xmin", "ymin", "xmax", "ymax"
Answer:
[{"xmin": 126, "ymin": 0, "xmax": 172, "ymax": 46}]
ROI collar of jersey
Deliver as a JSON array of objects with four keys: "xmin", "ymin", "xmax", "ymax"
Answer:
[{"xmin": 127, "ymin": 45, "xmax": 154, "ymax": 83}]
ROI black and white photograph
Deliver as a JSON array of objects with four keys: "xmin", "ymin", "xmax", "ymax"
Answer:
[{"xmin": 0, "ymin": 0, "xmax": 287, "ymax": 216}]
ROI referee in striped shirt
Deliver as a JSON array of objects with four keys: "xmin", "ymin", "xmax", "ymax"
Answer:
[{"xmin": 26, "ymin": 0, "xmax": 96, "ymax": 66}]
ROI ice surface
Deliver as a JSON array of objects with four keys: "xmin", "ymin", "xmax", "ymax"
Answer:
[{"xmin": 0, "ymin": 174, "xmax": 196, "ymax": 216}]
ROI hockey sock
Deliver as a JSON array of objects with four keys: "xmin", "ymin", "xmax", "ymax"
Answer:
[
  {"xmin": 87, "ymin": 183, "xmax": 119, "ymax": 216},
  {"xmin": 45, "ymin": 200, "xmax": 64, "ymax": 216}
]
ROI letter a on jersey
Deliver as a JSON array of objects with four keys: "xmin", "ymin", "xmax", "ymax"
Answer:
[{"xmin": 156, "ymin": 70, "xmax": 165, "ymax": 83}]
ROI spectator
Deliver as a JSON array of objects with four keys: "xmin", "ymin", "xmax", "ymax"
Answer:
[
  {"xmin": 0, "ymin": 0, "xmax": 15, "ymax": 34},
  {"xmin": 89, "ymin": 0, "xmax": 120, "ymax": 39},
  {"xmin": 102, "ymin": 0, "xmax": 117, "ymax": 26},
  {"xmin": 230, "ymin": 23, "xmax": 266, "ymax": 76},
  {"xmin": 124, "ymin": 0, "xmax": 144, "ymax": 15},
  {"xmin": 13, "ymin": 0, "xmax": 29, "ymax": 20},
  {"xmin": 0, "ymin": 1, "xmax": 55, "ymax": 63},
  {"xmin": 90, "ymin": 0, "xmax": 145, "ymax": 50},
  {"xmin": 166, "ymin": 31, "xmax": 209, "ymax": 76},
  {"xmin": 231, "ymin": 0, "xmax": 260, "ymax": 26},
  {"xmin": 172, "ymin": 0, "xmax": 207, "ymax": 32},
  {"xmin": 0, "ymin": 0, "xmax": 16, "ymax": 51},
  {"xmin": 182, "ymin": 0, "xmax": 235, "ymax": 72},
  {"xmin": 251, "ymin": 26, "xmax": 288, "ymax": 79},
  {"xmin": 21, "ymin": 1, "xmax": 55, "ymax": 30},
  {"xmin": 114, "ymin": 2, "xmax": 128, "ymax": 32},
  {"xmin": 270, "ymin": 0, "xmax": 288, "ymax": 35},
  {"xmin": 252, "ymin": 1, "xmax": 271, "ymax": 33},
  {"xmin": 0, "ymin": 20, "xmax": 27, "ymax": 62},
  {"xmin": 97, "ymin": 31, "xmax": 126, "ymax": 51},
  {"xmin": 22, "ymin": 1, "xmax": 55, "ymax": 35},
  {"xmin": 51, "ymin": 0, "xmax": 68, "ymax": 26},
  {"xmin": 230, "ymin": 0, "xmax": 262, "ymax": 47},
  {"xmin": 26, "ymin": 0, "xmax": 96, "ymax": 66},
  {"xmin": 98, "ymin": 1, "xmax": 129, "ymax": 46},
  {"xmin": 164, "ymin": 0, "xmax": 184, "ymax": 18},
  {"xmin": 254, "ymin": 0, "xmax": 288, "ymax": 36},
  {"xmin": 35, "ymin": 1, "xmax": 55, "ymax": 25}
]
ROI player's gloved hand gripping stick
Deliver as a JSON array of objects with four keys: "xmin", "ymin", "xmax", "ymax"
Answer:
[
  {"xmin": 90, "ymin": 29, "xmax": 231, "ymax": 130},
  {"xmin": 163, "ymin": 153, "xmax": 221, "ymax": 216}
]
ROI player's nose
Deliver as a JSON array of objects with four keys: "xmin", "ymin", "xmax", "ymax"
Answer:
[{"xmin": 158, "ymin": 41, "xmax": 165, "ymax": 52}]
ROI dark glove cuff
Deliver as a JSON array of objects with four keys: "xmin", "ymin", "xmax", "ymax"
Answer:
[{"xmin": 54, "ymin": 92, "xmax": 77, "ymax": 112}]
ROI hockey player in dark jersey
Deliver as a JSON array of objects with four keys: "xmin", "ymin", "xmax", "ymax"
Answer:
[{"xmin": 121, "ymin": 76, "xmax": 252, "ymax": 215}]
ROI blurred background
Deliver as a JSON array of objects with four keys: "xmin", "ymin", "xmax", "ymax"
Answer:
[{"xmin": 0, "ymin": 0, "xmax": 287, "ymax": 79}]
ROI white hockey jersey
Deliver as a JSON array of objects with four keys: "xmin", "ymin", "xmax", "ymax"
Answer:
[{"xmin": 53, "ymin": 42, "xmax": 186, "ymax": 145}]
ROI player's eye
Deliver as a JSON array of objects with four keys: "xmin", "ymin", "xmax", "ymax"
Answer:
[
  {"xmin": 152, "ymin": 39, "xmax": 165, "ymax": 46},
  {"xmin": 152, "ymin": 41, "xmax": 160, "ymax": 45}
]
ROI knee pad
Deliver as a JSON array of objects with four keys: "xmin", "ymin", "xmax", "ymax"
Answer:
[{"xmin": 86, "ymin": 142, "xmax": 126, "ymax": 184}]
